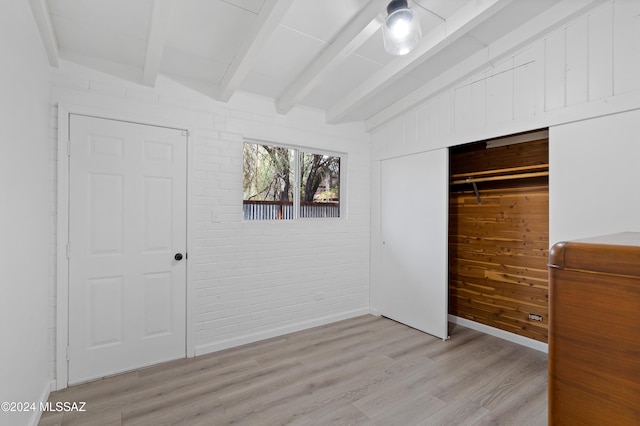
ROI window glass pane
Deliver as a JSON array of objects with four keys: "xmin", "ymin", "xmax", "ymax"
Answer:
[
  {"xmin": 299, "ymin": 152, "xmax": 340, "ymax": 218},
  {"xmin": 243, "ymin": 143, "xmax": 295, "ymax": 220}
]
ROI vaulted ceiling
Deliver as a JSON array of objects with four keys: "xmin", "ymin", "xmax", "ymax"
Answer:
[{"xmin": 29, "ymin": 0, "xmax": 601, "ymax": 128}]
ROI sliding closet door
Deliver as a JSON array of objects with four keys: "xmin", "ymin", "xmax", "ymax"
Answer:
[{"xmin": 379, "ymin": 149, "xmax": 448, "ymax": 340}]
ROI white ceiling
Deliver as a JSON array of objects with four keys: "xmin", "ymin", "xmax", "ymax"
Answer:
[{"xmin": 30, "ymin": 0, "xmax": 588, "ymax": 126}]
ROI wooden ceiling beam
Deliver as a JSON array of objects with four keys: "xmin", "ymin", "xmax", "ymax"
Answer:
[
  {"xmin": 28, "ymin": 0, "xmax": 60, "ymax": 67},
  {"xmin": 326, "ymin": 0, "xmax": 513, "ymax": 124},
  {"xmin": 142, "ymin": 0, "xmax": 175, "ymax": 87},
  {"xmin": 275, "ymin": 0, "xmax": 388, "ymax": 115},
  {"xmin": 217, "ymin": 0, "xmax": 295, "ymax": 102},
  {"xmin": 365, "ymin": 0, "xmax": 608, "ymax": 131}
]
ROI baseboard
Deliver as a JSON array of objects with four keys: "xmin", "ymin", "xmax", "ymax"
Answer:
[
  {"xmin": 27, "ymin": 380, "xmax": 54, "ymax": 426},
  {"xmin": 449, "ymin": 315, "xmax": 548, "ymax": 353},
  {"xmin": 195, "ymin": 308, "xmax": 370, "ymax": 356}
]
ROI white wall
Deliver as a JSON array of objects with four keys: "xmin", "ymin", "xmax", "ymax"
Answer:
[
  {"xmin": 47, "ymin": 61, "xmax": 371, "ymax": 384},
  {"xmin": 371, "ymin": 0, "xmax": 640, "ymax": 160},
  {"xmin": 550, "ymin": 109, "xmax": 640, "ymax": 244},
  {"xmin": 370, "ymin": 0, "xmax": 640, "ymax": 324},
  {"xmin": 0, "ymin": 1, "xmax": 53, "ymax": 425}
]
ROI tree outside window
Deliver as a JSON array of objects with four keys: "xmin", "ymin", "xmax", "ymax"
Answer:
[
  {"xmin": 243, "ymin": 142, "xmax": 341, "ymax": 220},
  {"xmin": 299, "ymin": 152, "xmax": 340, "ymax": 218}
]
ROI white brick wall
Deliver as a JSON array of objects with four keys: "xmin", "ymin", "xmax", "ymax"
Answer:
[{"xmin": 48, "ymin": 61, "xmax": 371, "ymax": 382}]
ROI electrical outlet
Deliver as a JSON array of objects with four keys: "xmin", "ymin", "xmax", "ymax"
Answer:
[{"xmin": 529, "ymin": 313, "xmax": 543, "ymax": 322}]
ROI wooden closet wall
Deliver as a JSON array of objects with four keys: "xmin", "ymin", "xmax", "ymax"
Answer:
[{"xmin": 449, "ymin": 132, "xmax": 549, "ymax": 343}]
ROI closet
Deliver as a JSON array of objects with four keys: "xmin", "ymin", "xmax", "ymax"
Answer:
[{"xmin": 448, "ymin": 130, "xmax": 549, "ymax": 343}]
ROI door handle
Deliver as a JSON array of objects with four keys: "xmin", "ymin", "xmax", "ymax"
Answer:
[{"xmin": 174, "ymin": 253, "xmax": 183, "ymax": 261}]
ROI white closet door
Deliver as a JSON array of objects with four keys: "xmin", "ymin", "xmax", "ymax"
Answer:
[
  {"xmin": 379, "ymin": 149, "xmax": 449, "ymax": 339},
  {"xmin": 68, "ymin": 114, "xmax": 187, "ymax": 384}
]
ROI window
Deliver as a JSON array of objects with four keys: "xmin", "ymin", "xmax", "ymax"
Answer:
[
  {"xmin": 299, "ymin": 152, "xmax": 340, "ymax": 218},
  {"xmin": 243, "ymin": 142, "xmax": 341, "ymax": 220}
]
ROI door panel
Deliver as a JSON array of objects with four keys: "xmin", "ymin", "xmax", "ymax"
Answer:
[
  {"xmin": 89, "ymin": 173, "xmax": 123, "ymax": 255},
  {"xmin": 87, "ymin": 276, "xmax": 123, "ymax": 348},
  {"xmin": 144, "ymin": 177, "xmax": 173, "ymax": 251},
  {"xmin": 379, "ymin": 149, "xmax": 448, "ymax": 340},
  {"xmin": 68, "ymin": 115, "xmax": 187, "ymax": 384}
]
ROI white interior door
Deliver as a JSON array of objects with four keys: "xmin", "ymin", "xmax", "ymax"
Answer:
[
  {"xmin": 379, "ymin": 149, "xmax": 449, "ymax": 340},
  {"xmin": 68, "ymin": 114, "xmax": 187, "ymax": 384}
]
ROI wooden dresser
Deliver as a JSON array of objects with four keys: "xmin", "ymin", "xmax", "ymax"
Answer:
[{"xmin": 548, "ymin": 233, "xmax": 640, "ymax": 425}]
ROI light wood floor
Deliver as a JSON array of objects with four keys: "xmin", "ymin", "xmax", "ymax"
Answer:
[{"xmin": 39, "ymin": 315, "xmax": 548, "ymax": 426}]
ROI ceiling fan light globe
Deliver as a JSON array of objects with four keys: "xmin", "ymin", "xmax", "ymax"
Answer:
[{"xmin": 383, "ymin": 7, "xmax": 422, "ymax": 56}]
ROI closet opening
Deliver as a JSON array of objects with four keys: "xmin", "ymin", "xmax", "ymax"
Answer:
[{"xmin": 448, "ymin": 129, "xmax": 549, "ymax": 343}]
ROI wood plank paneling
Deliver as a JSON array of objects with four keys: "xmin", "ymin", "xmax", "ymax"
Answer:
[
  {"xmin": 613, "ymin": 0, "xmax": 640, "ymax": 96},
  {"xmin": 450, "ymin": 138, "xmax": 548, "ymax": 175},
  {"xmin": 449, "ymin": 137, "xmax": 549, "ymax": 343},
  {"xmin": 455, "ymin": 82, "xmax": 472, "ymax": 134},
  {"xmin": 487, "ymin": 59, "xmax": 515, "ymax": 126},
  {"xmin": 566, "ymin": 17, "xmax": 589, "ymax": 107},
  {"xmin": 545, "ymin": 31, "xmax": 566, "ymax": 111},
  {"xmin": 589, "ymin": 2, "xmax": 614, "ymax": 101},
  {"xmin": 371, "ymin": 1, "xmax": 640, "ymax": 162},
  {"xmin": 471, "ymin": 77, "xmax": 486, "ymax": 130}
]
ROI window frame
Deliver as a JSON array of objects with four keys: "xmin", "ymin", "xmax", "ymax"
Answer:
[{"xmin": 243, "ymin": 139, "xmax": 345, "ymax": 221}]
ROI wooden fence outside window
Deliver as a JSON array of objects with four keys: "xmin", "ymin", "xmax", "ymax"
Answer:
[{"xmin": 243, "ymin": 200, "xmax": 339, "ymax": 220}]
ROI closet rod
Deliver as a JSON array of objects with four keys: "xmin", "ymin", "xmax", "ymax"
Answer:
[
  {"xmin": 450, "ymin": 164, "xmax": 549, "ymax": 180},
  {"xmin": 451, "ymin": 171, "xmax": 549, "ymax": 185}
]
